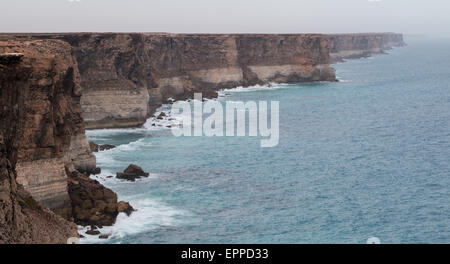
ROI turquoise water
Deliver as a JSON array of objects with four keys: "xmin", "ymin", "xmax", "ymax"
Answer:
[{"xmin": 85, "ymin": 38, "xmax": 450, "ymax": 244}]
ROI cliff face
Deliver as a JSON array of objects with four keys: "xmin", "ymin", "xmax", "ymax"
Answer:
[
  {"xmin": 380, "ymin": 33, "xmax": 406, "ymax": 49},
  {"xmin": 328, "ymin": 33, "xmax": 406, "ymax": 63},
  {"xmin": 0, "ymin": 39, "xmax": 96, "ymax": 216},
  {"xmin": 32, "ymin": 33, "xmax": 336, "ymax": 129},
  {"xmin": 0, "ymin": 39, "xmax": 136, "ymax": 243},
  {"xmin": 0, "ymin": 40, "xmax": 80, "ymax": 243},
  {"xmin": 0, "ymin": 32, "xmax": 404, "ymax": 243},
  {"xmin": 4, "ymin": 33, "xmax": 405, "ymax": 130}
]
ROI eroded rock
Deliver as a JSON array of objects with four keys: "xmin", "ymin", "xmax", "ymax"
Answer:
[
  {"xmin": 89, "ymin": 142, "xmax": 99, "ymax": 152},
  {"xmin": 67, "ymin": 170, "xmax": 136, "ymax": 227},
  {"xmin": 0, "ymin": 52, "xmax": 24, "ymax": 64},
  {"xmin": 99, "ymin": 144, "xmax": 116, "ymax": 151},
  {"xmin": 92, "ymin": 167, "xmax": 101, "ymax": 175},
  {"xmin": 99, "ymin": 234, "xmax": 110, "ymax": 239},
  {"xmin": 118, "ymin": 201, "xmax": 135, "ymax": 216},
  {"xmin": 86, "ymin": 229, "xmax": 101, "ymax": 236},
  {"xmin": 68, "ymin": 171, "xmax": 119, "ymax": 226},
  {"xmin": 89, "ymin": 142, "xmax": 116, "ymax": 152},
  {"xmin": 157, "ymin": 112, "xmax": 166, "ymax": 120},
  {"xmin": 0, "ymin": 40, "xmax": 80, "ymax": 243},
  {"xmin": 116, "ymin": 164, "xmax": 149, "ymax": 182}
]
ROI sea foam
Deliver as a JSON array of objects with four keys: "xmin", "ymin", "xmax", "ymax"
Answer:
[{"xmin": 80, "ymin": 197, "xmax": 187, "ymax": 244}]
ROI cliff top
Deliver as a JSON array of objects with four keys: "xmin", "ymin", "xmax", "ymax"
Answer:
[{"xmin": 0, "ymin": 33, "xmax": 333, "ymax": 42}]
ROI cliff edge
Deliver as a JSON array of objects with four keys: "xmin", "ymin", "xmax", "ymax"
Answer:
[
  {"xmin": 328, "ymin": 33, "xmax": 406, "ymax": 63},
  {"xmin": 26, "ymin": 33, "xmax": 336, "ymax": 129},
  {"xmin": 0, "ymin": 39, "xmax": 127, "ymax": 243},
  {"xmin": 0, "ymin": 40, "xmax": 80, "ymax": 243},
  {"xmin": 4, "ymin": 33, "xmax": 405, "ymax": 130}
]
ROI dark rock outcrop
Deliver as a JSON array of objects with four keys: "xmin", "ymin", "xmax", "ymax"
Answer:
[
  {"xmin": 157, "ymin": 112, "xmax": 166, "ymax": 120},
  {"xmin": 92, "ymin": 167, "xmax": 101, "ymax": 175},
  {"xmin": 89, "ymin": 142, "xmax": 99, "ymax": 152},
  {"xmin": 117, "ymin": 164, "xmax": 149, "ymax": 182},
  {"xmin": 0, "ymin": 52, "xmax": 23, "ymax": 64},
  {"xmin": 99, "ymin": 234, "xmax": 110, "ymax": 239},
  {"xmin": 67, "ymin": 170, "xmax": 135, "ymax": 226},
  {"xmin": 85, "ymin": 228, "xmax": 101, "ymax": 236},
  {"xmin": 99, "ymin": 144, "xmax": 116, "ymax": 151},
  {"xmin": 89, "ymin": 142, "xmax": 116, "ymax": 152},
  {"xmin": 67, "ymin": 171, "xmax": 118, "ymax": 226},
  {"xmin": 117, "ymin": 201, "xmax": 135, "ymax": 216}
]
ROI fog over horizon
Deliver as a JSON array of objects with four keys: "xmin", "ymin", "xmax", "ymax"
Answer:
[{"xmin": 1, "ymin": 0, "xmax": 449, "ymax": 38}]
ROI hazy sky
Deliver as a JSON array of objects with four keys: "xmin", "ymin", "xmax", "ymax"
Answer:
[{"xmin": 1, "ymin": 0, "xmax": 449, "ymax": 36}]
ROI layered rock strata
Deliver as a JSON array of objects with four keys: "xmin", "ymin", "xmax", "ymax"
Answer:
[
  {"xmin": 0, "ymin": 39, "xmax": 127, "ymax": 243},
  {"xmin": 2, "ymin": 33, "xmax": 405, "ymax": 129},
  {"xmin": 328, "ymin": 33, "xmax": 406, "ymax": 63},
  {"xmin": 0, "ymin": 39, "xmax": 96, "ymax": 216},
  {"xmin": 0, "ymin": 32, "xmax": 404, "ymax": 243},
  {"xmin": 20, "ymin": 33, "xmax": 336, "ymax": 129},
  {"xmin": 0, "ymin": 41, "xmax": 79, "ymax": 243}
]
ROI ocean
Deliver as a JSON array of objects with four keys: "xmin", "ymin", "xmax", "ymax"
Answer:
[{"xmin": 83, "ymin": 37, "xmax": 450, "ymax": 244}]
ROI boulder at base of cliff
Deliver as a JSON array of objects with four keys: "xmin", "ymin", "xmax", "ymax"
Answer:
[
  {"xmin": 157, "ymin": 112, "xmax": 166, "ymax": 120},
  {"xmin": 68, "ymin": 171, "xmax": 118, "ymax": 226},
  {"xmin": 89, "ymin": 142, "xmax": 116, "ymax": 152},
  {"xmin": 116, "ymin": 164, "xmax": 149, "ymax": 182},
  {"xmin": 117, "ymin": 201, "xmax": 135, "ymax": 216},
  {"xmin": 85, "ymin": 228, "xmax": 101, "ymax": 236},
  {"xmin": 92, "ymin": 167, "xmax": 101, "ymax": 175},
  {"xmin": 67, "ymin": 170, "xmax": 136, "ymax": 226},
  {"xmin": 77, "ymin": 166, "xmax": 101, "ymax": 176},
  {"xmin": 99, "ymin": 144, "xmax": 116, "ymax": 151},
  {"xmin": 99, "ymin": 234, "xmax": 110, "ymax": 239}
]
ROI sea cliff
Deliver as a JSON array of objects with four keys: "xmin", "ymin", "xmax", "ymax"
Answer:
[
  {"xmin": 328, "ymin": 33, "xmax": 406, "ymax": 63},
  {"xmin": 0, "ymin": 32, "xmax": 404, "ymax": 243},
  {"xmin": 23, "ymin": 33, "xmax": 337, "ymax": 129},
  {"xmin": 0, "ymin": 40, "xmax": 81, "ymax": 243},
  {"xmin": 0, "ymin": 39, "xmax": 127, "ymax": 243}
]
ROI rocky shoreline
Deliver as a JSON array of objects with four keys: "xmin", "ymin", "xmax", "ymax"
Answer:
[{"xmin": 0, "ymin": 32, "xmax": 405, "ymax": 244}]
